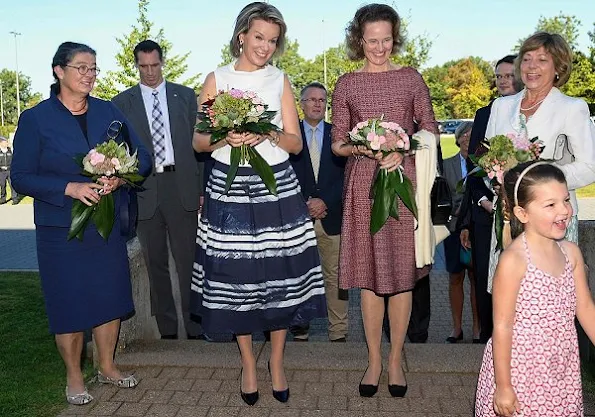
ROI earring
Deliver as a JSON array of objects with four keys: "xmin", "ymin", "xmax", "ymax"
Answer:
[
  {"xmin": 555, "ymin": 73, "xmax": 560, "ymax": 81},
  {"xmin": 239, "ymin": 40, "xmax": 244, "ymax": 55}
]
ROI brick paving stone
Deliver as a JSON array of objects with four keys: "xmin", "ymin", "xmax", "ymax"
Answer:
[
  {"xmin": 111, "ymin": 388, "xmax": 147, "ymax": 403},
  {"xmin": 113, "ymin": 402, "xmax": 151, "ymax": 417},
  {"xmin": 170, "ymin": 391, "xmax": 203, "ymax": 406},
  {"xmin": 439, "ymin": 397, "xmax": 474, "ymax": 414},
  {"xmin": 192, "ymin": 378, "xmax": 222, "ymax": 392},
  {"xmin": 158, "ymin": 367, "xmax": 190, "ymax": 379},
  {"xmin": 212, "ymin": 368, "xmax": 240, "ymax": 380},
  {"xmin": 163, "ymin": 379, "xmax": 195, "ymax": 391},
  {"xmin": 88, "ymin": 401, "xmax": 122, "ymax": 415},
  {"xmin": 145, "ymin": 404, "xmax": 180, "ymax": 417},
  {"xmin": 319, "ymin": 370, "xmax": 348, "ymax": 382},
  {"xmin": 291, "ymin": 370, "xmax": 321, "ymax": 382},
  {"xmin": 240, "ymin": 408, "xmax": 271, "ymax": 417},
  {"xmin": 287, "ymin": 394, "xmax": 320, "ymax": 409},
  {"xmin": 304, "ymin": 382, "xmax": 334, "ymax": 396},
  {"xmin": 59, "ymin": 404, "xmax": 93, "ymax": 415},
  {"xmin": 377, "ymin": 396, "xmax": 409, "ymax": 412},
  {"xmin": 272, "ymin": 410, "xmax": 301, "ymax": 417},
  {"xmin": 331, "ymin": 411, "xmax": 365, "ymax": 417},
  {"xmin": 301, "ymin": 410, "xmax": 333, "ymax": 417},
  {"xmin": 332, "ymin": 382, "xmax": 359, "ymax": 397},
  {"xmin": 401, "ymin": 383, "xmax": 423, "ymax": 398},
  {"xmin": 346, "ymin": 371, "xmax": 365, "ymax": 384},
  {"xmin": 285, "ymin": 380, "xmax": 306, "ymax": 394},
  {"xmin": 175, "ymin": 405, "xmax": 210, "ymax": 417},
  {"xmin": 198, "ymin": 392, "xmax": 231, "ymax": 407},
  {"xmin": 132, "ymin": 367, "xmax": 163, "ymax": 379},
  {"xmin": 449, "ymin": 384, "xmax": 477, "ymax": 399},
  {"xmin": 348, "ymin": 397, "xmax": 378, "ymax": 411},
  {"xmin": 405, "ymin": 373, "xmax": 434, "ymax": 386},
  {"xmin": 138, "ymin": 377, "xmax": 169, "ymax": 390},
  {"xmin": 206, "ymin": 406, "xmax": 240, "ymax": 416},
  {"xmin": 140, "ymin": 389, "xmax": 174, "ymax": 404},
  {"xmin": 317, "ymin": 395, "xmax": 348, "ymax": 410},
  {"xmin": 421, "ymin": 384, "xmax": 453, "ymax": 398},
  {"xmin": 459, "ymin": 374, "xmax": 479, "ymax": 386},
  {"xmin": 412, "ymin": 396, "xmax": 442, "ymax": 413},
  {"xmin": 185, "ymin": 368, "xmax": 215, "ymax": 379},
  {"xmin": 364, "ymin": 412, "xmax": 424, "ymax": 417},
  {"xmin": 92, "ymin": 385, "xmax": 119, "ymax": 402},
  {"xmin": 217, "ymin": 379, "xmax": 239, "ymax": 393},
  {"xmin": 431, "ymin": 374, "xmax": 462, "ymax": 385}
]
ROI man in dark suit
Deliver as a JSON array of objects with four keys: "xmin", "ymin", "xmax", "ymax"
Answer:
[
  {"xmin": 289, "ymin": 82, "xmax": 348, "ymax": 342},
  {"xmin": 112, "ymin": 40, "xmax": 203, "ymax": 340},
  {"xmin": 460, "ymin": 54, "xmax": 520, "ymax": 343}
]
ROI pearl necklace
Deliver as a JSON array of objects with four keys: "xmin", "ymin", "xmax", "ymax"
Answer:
[{"xmin": 520, "ymin": 97, "xmax": 545, "ymax": 112}]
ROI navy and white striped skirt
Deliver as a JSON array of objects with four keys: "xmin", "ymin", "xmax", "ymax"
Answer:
[{"xmin": 190, "ymin": 160, "xmax": 327, "ymax": 336}]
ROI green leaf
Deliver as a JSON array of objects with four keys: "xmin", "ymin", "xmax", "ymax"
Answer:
[
  {"xmin": 395, "ymin": 174, "xmax": 418, "ymax": 219},
  {"xmin": 494, "ymin": 198, "xmax": 504, "ymax": 251},
  {"xmin": 67, "ymin": 200, "xmax": 95, "ymax": 241},
  {"xmin": 370, "ymin": 170, "xmax": 391, "ymax": 234},
  {"xmin": 225, "ymin": 147, "xmax": 241, "ymax": 194},
  {"xmin": 248, "ymin": 146, "xmax": 277, "ymax": 196},
  {"xmin": 92, "ymin": 194, "xmax": 115, "ymax": 241}
]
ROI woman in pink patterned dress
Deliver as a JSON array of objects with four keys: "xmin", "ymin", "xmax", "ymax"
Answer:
[
  {"xmin": 475, "ymin": 161, "xmax": 595, "ymax": 416},
  {"xmin": 331, "ymin": 4, "xmax": 438, "ymax": 398}
]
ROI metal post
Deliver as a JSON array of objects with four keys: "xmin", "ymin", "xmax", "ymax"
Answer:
[
  {"xmin": 322, "ymin": 19, "xmax": 328, "ymax": 122},
  {"xmin": 0, "ymin": 80, "xmax": 4, "ymax": 126},
  {"xmin": 9, "ymin": 31, "xmax": 21, "ymax": 119}
]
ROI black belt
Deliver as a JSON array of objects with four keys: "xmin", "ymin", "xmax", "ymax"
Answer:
[{"xmin": 155, "ymin": 165, "xmax": 175, "ymax": 173}]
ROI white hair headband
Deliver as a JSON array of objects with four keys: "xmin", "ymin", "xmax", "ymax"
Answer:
[{"xmin": 513, "ymin": 161, "xmax": 551, "ymax": 207}]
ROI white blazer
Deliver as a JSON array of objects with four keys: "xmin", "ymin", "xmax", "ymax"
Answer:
[{"xmin": 486, "ymin": 87, "xmax": 595, "ymax": 214}]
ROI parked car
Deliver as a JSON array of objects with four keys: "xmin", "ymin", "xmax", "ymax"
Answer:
[{"xmin": 440, "ymin": 119, "xmax": 473, "ymax": 135}]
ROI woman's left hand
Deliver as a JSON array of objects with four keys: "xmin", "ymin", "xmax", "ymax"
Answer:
[
  {"xmin": 379, "ymin": 152, "xmax": 404, "ymax": 173},
  {"xmin": 99, "ymin": 176, "xmax": 125, "ymax": 195},
  {"xmin": 242, "ymin": 132, "xmax": 267, "ymax": 147}
]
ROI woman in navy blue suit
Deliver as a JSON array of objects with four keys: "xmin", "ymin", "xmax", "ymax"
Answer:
[{"xmin": 11, "ymin": 42, "xmax": 151, "ymax": 406}]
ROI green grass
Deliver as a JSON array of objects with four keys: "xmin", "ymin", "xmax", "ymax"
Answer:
[
  {"xmin": 0, "ymin": 272, "xmax": 90, "ymax": 417},
  {"xmin": 440, "ymin": 134, "xmax": 595, "ymax": 198}
]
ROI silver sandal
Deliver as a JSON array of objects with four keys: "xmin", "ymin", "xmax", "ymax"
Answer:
[
  {"xmin": 65, "ymin": 387, "xmax": 94, "ymax": 405},
  {"xmin": 97, "ymin": 371, "xmax": 139, "ymax": 388}
]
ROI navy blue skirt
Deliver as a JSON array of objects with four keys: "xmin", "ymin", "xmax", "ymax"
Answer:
[
  {"xmin": 36, "ymin": 222, "xmax": 134, "ymax": 334},
  {"xmin": 190, "ymin": 160, "xmax": 327, "ymax": 336}
]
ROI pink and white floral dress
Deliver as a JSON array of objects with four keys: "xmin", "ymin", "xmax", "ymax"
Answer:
[{"xmin": 475, "ymin": 233, "xmax": 583, "ymax": 416}]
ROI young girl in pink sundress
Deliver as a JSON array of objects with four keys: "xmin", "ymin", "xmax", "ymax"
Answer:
[{"xmin": 475, "ymin": 161, "xmax": 595, "ymax": 417}]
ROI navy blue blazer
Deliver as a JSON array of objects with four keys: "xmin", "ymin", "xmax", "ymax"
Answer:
[
  {"xmin": 289, "ymin": 121, "xmax": 346, "ymax": 235},
  {"xmin": 11, "ymin": 92, "xmax": 152, "ymax": 228}
]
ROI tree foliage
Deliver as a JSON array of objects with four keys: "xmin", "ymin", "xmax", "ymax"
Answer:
[
  {"xmin": 94, "ymin": 0, "xmax": 201, "ymax": 99},
  {"xmin": 517, "ymin": 13, "xmax": 582, "ymax": 51},
  {"xmin": 0, "ymin": 69, "xmax": 42, "ymax": 125}
]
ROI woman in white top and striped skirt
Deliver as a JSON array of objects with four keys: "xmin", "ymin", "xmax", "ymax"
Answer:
[{"xmin": 191, "ymin": 2, "xmax": 326, "ymax": 407}]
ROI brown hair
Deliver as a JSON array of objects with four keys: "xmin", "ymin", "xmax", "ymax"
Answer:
[
  {"xmin": 516, "ymin": 32, "xmax": 573, "ymax": 87},
  {"xmin": 229, "ymin": 2, "xmax": 287, "ymax": 59},
  {"xmin": 344, "ymin": 3, "xmax": 404, "ymax": 61}
]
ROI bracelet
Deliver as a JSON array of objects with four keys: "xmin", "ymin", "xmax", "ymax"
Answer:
[
  {"xmin": 351, "ymin": 145, "xmax": 356, "ymax": 157},
  {"xmin": 269, "ymin": 131, "xmax": 281, "ymax": 147}
]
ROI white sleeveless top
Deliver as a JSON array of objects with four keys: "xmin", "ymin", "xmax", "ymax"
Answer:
[{"xmin": 211, "ymin": 62, "xmax": 288, "ymax": 166}]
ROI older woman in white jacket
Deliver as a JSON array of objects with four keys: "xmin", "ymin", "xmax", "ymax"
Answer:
[{"xmin": 485, "ymin": 31, "xmax": 595, "ymax": 288}]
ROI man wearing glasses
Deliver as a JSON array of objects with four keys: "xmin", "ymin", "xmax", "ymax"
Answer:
[
  {"xmin": 289, "ymin": 82, "xmax": 348, "ymax": 342},
  {"xmin": 112, "ymin": 40, "xmax": 204, "ymax": 341},
  {"xmin": 459, "ymin": 55, "xmax": 521, "ymax": 344}
]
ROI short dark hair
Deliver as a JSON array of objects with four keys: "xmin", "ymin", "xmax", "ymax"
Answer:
[
  {"xmin": 345, "ymin": 4, "xmax": 404, "ymax": 61},
  {"xmin": 300, "ymin": 82, "xmax": 327, "ymax": 99},
  {"xmin": 51, "ymin": 41, "xmax": 96, "ymax": 95},
  {"xmin": 133, "ymin": 40, "xmax": 163, "ymax": 63},
  {"xmin": 495, "ymin": 54, "xmax": 516, "ymax": 69}
]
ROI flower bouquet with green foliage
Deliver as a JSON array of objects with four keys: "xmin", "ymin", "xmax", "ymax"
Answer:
[
  {"xmin": 68, "ymin": 139, "xmax": 144, "ymax": 241},
  {"xmin": 196, "ymin": 88, "xmax": 279, "ymax": 195}
]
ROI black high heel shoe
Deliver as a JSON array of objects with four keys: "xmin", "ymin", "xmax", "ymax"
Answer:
[
  {"xmin": 240, "ymin": 369, "xmax": 259, "ymax": 406},
  {"xmin": 359, "ymin": 366, "xmax": 381, "ymax": 397},
  {"xmin": 268, "ymin": 361, "xmax": 290, "ymax": 403},
  {"xmin": 445, "ymin": 330, "xmax": 463, "ymax": 343},
  {"xmin": 388, "ymin": 368, "xmax": 407, "ymax": 397}
]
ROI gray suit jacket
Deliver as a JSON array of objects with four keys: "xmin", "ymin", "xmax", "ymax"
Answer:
[
  {"xmin": 112, "ymin": 82, "xmax": 202, "ymax": 220},
  {"xmin": 443, "ymin": 152, "xmax": 465, "ymax": 232}
]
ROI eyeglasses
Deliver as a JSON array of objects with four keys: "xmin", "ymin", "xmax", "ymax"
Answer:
[
  {"xmin": 65, "ymin": 64, "xmax": 101, "ymax": 76},
  {"xmin": 301, "ymin": 98, "xmax": 326, "ymax": 104},
  {"xmin": 362, "ymin": 37, "xmax": 393, "ymax": 48},
  {"xmin": 495, "ymin": 74, "xmax": 514, "ymax": 80}
]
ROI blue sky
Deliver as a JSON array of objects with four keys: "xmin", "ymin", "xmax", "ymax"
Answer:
[{"xmin": 0, "ymin": 0, "xmax": 593, "ymax": 97}]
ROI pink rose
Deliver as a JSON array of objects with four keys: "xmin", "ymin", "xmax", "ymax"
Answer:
[
  {"xmin": 111, "ymin": 157, "xmax": 121, "ymax": 171},
  {"xmin": 89, "ymin": 150, "xmax": 105, "ymax": 166},
  {"xmin": 396, "ymin": 139, "xmax": 405, "ymax": 149},
  {"xmin": 356, "ymin": 121, "xmax": 368, "ymax": 130}
]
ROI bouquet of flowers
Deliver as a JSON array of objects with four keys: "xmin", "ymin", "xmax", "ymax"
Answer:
[
  {"xmin": 348, "ymin": 116, "xmax": 420, "ymax": 234},
  {"xmin": 68, "ymin": 139, "xmax": 144, "ymax": 241},
  {"xmin": 461, "ymin": 130, "xmax": 544, "ymax": 249},
  {"xmin": 196, "ymin": 88, "xmax": 279, "ymax": 195}
]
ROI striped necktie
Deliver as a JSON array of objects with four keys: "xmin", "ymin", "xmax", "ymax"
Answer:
[
  {"xmin": 309, "ymin": 127, "xmax": 320, "ymax": 181},
  {"xmin": 151, "ymin": 90, "xmax": 166, "ymax": 166}
]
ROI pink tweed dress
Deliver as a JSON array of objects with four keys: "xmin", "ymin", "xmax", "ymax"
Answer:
[{"xmin": 331, "ymin": 67, "xmax": 437, "ymax": 294}]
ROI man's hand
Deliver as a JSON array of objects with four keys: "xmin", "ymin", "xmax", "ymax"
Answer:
[
  {"xmin": 307, "ymin": 198, "xmax": 327, "ymax": 219},
  {"xmin": 460, "ymin": 229, "xmax": 471, "ymax": 249}
]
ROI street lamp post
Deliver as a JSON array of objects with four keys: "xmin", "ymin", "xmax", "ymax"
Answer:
[{"xmin": 9, "ymin": 31, "xmax": 21, "ymax": 119}]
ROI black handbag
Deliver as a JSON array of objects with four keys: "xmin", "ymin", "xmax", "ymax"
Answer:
[
  {"xmin": 431, "ymin": 175, "xmax": 452, "ymax": 225},
  {"xmin": 431, "ymin": 143, "xmax": 452, "ymax": 225}
]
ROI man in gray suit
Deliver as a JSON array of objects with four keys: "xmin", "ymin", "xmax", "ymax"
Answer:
[{"xmin": 113, "ymin": 40, "xmax": 203, "ymax": 340}]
